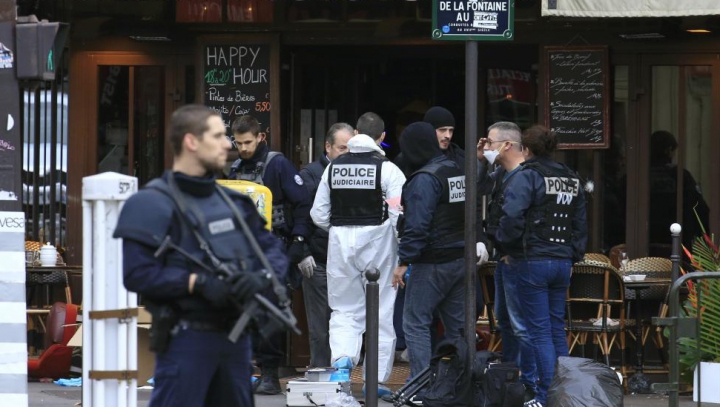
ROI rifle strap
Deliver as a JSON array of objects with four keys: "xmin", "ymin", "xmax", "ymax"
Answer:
[{"xmin": 216, "ymin": 185, "xmax": 291, "ymax": 306}]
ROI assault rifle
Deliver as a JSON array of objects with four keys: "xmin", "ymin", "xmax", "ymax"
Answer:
[{"xmin": 154, "ymin": 235, "xmax": 301, "ymax": 342}]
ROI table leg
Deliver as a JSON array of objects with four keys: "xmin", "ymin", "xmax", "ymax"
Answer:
[{"xmin": 628, "ymin": 287, "xmax": 651, "ymax": 393}]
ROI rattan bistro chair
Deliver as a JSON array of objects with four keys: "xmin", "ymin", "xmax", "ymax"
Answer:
[
  {"xmin": 584, "ymin": 253, "xmax": 613, "ymax": 265},
  {"xmin": 477, "ymin": 261, "xmax": 502, "ymax": 352},
  {"xmin": 624, "ymin": 257, "xmax": 672, "ymax": 371},
  {"xmin": 566, "ymin": 261, "xmax": 627, "ymax": 380}
]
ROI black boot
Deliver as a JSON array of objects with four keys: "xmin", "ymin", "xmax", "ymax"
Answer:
[{"xmin": 254, "ymin": 368, "xmax": 282, "ymax": 395}]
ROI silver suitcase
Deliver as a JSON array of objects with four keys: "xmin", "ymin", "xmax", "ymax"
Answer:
[{"xmin": 285, "ymin": 378, "xmax": 351, "ymax": 406}]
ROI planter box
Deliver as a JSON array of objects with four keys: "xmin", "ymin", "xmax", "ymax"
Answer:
[{"xmin": 694, "ymin": 361, "xmax": 720, "ymax": 403}]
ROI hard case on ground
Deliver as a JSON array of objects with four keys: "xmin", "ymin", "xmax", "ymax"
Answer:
[{"xmin": 286, "ymin": 378, "xmax": 351, "ymax": 407}]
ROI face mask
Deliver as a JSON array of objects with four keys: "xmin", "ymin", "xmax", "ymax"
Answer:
[{"xmin": 483, "ymin": 149, "xmax": 500, "ymax": 165}]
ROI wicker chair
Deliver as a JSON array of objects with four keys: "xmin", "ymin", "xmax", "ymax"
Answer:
[
  {"xmin": 566, "ymin": 261, "xmax": 627, "ymax": 382},
  {"xmin": 584, "ymin": 253, "xmax": 612, "ymax": 265},
  {"xmin": 477, "ymin": 261, "xmax": 502, "ymax": 352},
  {"xmin": 623, "ymin": 256, "xmax": 672, "ymax": 372}
]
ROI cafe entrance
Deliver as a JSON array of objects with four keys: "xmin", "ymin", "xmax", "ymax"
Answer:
[
  {"xmin": 604, "ymin": 54, "xmax": 720, "ymax": 259},
  {"xmin": 66, "ymin": 50, "xmax": 194, "ymax": 264}
]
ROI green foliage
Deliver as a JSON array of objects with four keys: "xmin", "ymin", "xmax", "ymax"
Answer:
[{"xmin": 677, "ymin": 233, "xmax": 720, "ymax": 375}]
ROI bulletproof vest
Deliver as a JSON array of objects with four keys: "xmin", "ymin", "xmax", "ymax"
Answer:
[
  {"xmin": 146, "ymin": 179, "xmax": 257, "ymax": 312},
  {"xmin": 522, "ymin": 161, "xmax": 580, "ymax": 246},
  {"xmin": 486, "ymin": 169, "xmax": 519, "ymax": 240},
  {"xmin": 408, "ymin": 161, "xmax": 466, "ymax": 246},
  {"xmin": 328, "ymin": 151, "xmax": 388, "ymax": 226},
  {"xmin": 230, "ymin": 151, "xmax": 287, "ymax": 231}
]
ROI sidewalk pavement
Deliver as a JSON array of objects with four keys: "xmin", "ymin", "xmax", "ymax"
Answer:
[{"xmin": 28, "ymin": 381, "xmax": 714, "ymax": 407}]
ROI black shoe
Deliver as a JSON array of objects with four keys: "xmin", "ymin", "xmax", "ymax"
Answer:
[
  {"xmin": 254, "ymin": 375, "xmax": 282, "ymax": 395},
  {"xmin": 381, "ymin": 392, "xmax": 395, "ymax": 402}
]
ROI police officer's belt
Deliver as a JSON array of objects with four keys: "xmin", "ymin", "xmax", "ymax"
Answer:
[{"xmin": 175, "ymin": 318, "xmax": 233, "ymax": 332}]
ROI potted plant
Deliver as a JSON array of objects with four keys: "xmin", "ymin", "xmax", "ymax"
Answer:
[{"xmin": 680, "ymin": 231, "xmax": 720, "ymax": 403}]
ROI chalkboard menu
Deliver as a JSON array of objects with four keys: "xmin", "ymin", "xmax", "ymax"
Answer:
[
  {"xmin": 544, "ymin": 46, "xmax": 609, "ymax": 149},
  {"xmin": 202, "ymin": 43, "xmax": 272, "ymax": 148}
]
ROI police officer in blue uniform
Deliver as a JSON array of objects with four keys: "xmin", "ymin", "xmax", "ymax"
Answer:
[
  {"xmin": 391, "ymin": 122, "xmax": 476, "ymax": 386},
  {"xmin": 114, "ymin": 105, "xmax": 288, "ymax": 407},
  {"xmin": 297, "ymin": 122, "xmax": 354, "ymax": 367},
  {"xmin": 495, "ymin": 125, "xmax": 587, "ymax": 407},
  {"xmin": 228, "ymin": 114, "xmax": 312, "ymax": 394}
]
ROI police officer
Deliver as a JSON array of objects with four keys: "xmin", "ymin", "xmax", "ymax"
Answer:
[
  {"xmin": 228, "ymin": 114, "xmax": 312, "ymax": 394},
  {"xmin": 495, "ymin": 125, "xmax": 588, "ymax": 407},
  {"xmin": 310, "ymin": 112, "xmax": 406, "ymax": 397},
  {"xmin": 390, "ymin": 122, "xmax": 474, "ymax": 383},
  {"xmin": 298, "ymin": 122, "xmax": 354, "ymax": 367},
  {"xmin": 478, "ymin": 121, "xmax": 537, "ymax": 402},
  {"xmin": 114, "ymin": 104, "xmax": 288, "ymax": 407}
]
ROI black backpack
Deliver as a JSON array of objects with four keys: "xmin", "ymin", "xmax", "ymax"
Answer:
[
  {"xmin": 473, "ymin": 351, "xmax": 524, "ymax": 407},
  {"xmin": 423, "ymin": 337, "xmax": 473, "ymax": 407}
]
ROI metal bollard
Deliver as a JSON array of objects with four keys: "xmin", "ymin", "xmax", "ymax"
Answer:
[
  {"xmin": 365, "ymin": 268, "xmax": 380, "ymax": 407},
  {"xmin": 670, "ymin": 223, "xmax": 682, "ymax": 283}
]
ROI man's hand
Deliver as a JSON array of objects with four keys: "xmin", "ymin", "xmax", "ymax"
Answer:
[
  {"xmin": 287, "ymin": 240, "xmax": 305, "ymax": 264},
  {"xmin": 392, "ymin": 265, "xmax": 408, "ymax": 290},
  {"xmin": 477, "ymin": 138, "xmax": 488, "ymax": 161},
  {"xmin": 298, "ymin": 256, "xmax": 316, "ymax": 279},
  {"xmin": 228, "ymin": 270, "xmax": 272, "ymax": 303},
  {"xmin": 193, "ymin": 273, "xmax": 232, "ymax": 308},
  {"xmin": 476, "ymin": 242, "xmax": 489, "ymax": 265}
]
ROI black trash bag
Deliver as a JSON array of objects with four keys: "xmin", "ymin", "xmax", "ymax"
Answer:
[{"xmin": 547, "ymin": 356, "xmax": 623, "ymax": 407}]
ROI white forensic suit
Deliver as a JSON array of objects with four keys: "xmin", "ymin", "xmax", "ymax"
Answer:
[{"xmin": 311, "ymin": 134, "xmax": 406, "ymax": 382}]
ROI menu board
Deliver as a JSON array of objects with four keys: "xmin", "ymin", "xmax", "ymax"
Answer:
[
  {"xmin": 544, "ymin": 46, "xmax": 609, "ymax": 149},
  {"xmin": 202, "ymin": 43, "xmax": 272, "ymax": 148}
]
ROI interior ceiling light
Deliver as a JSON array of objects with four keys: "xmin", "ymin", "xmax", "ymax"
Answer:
[{"xmin": 686, "ymin": 29, "xmax": 711, "ymax": 33}]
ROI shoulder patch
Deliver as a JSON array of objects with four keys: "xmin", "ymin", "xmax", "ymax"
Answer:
[{"xmin": 294, "ymin": 174, "xmax": 304, "ymax": 185}]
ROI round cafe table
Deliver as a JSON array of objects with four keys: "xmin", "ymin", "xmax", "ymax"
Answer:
[{"xmin": 624, "ymin": 277, "xmax": 671, "ymax": 394}]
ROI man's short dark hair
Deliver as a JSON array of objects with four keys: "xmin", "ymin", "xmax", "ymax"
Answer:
[
  {"xmin": 326, "ymin": 122, "xmax": 354, "ymax": 145},
  {"xmin": 487, "ymin": 121, "xmax": 522, "ymax": 143},
  {"xmin": 356, "ymin": 112, "xmax": 385, "ymax": 140},
  {"xmin": 169, "ymin": 104, "xmax": 220, "ymax": 156},
  {"xmin": 231, "ymin": 115, "xmax": 260, "ymax": 136}
]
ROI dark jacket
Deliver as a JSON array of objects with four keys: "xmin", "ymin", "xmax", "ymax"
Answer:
[
  {"xmin": 299, "ymin": 155, "xmax": 330, "ymax": 264},
  {"xmin": 495, "ymin": 157, "xmax": 588, "ymax": 262},
  {"xmin": 228, "ymin": 143, "xmax": 311, "ymax": 239}
]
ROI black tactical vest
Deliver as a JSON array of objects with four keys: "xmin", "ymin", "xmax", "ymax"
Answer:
[
  {"xmin": 485, "ymin": 168, "xmax": 520, "ymax": 241},
  {"xmin": 407, "ymin": 161, "xmax": 466, "ymax": 246},
  {"xmin": 521, "ymin": 161, "xmax": 580, "ymax": 246},
  {"xmin": 328, "ymin": 151, "xmax": 388, "ymax": 226},
  {"xmin": 230, "ymin": 151, "xmax": 287, "ymax": 231},
  {"xmin": 146, "ymin": 179, "xmax": 257, "ymax": 314}
]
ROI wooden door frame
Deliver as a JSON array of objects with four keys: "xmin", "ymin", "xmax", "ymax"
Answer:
[
  {"xmin": 631, "ymin": 54, "xmax": 720, "ymax": 257},
  {"xmin": 66, "ymin": 52, "xmax": 180, "ymax": 265}
]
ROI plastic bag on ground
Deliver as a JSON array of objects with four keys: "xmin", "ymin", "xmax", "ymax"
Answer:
[
  {"xmin": 547, "ymin": 356, "xmax": 623, "ymax": 407},
  {"xmin": 325, "ymin": 393, "xmax": 361, "ymax": 407}
]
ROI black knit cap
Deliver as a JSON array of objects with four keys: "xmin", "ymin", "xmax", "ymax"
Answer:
[
  {"xmin": 400, "ymin": 122, "xmax": 443, "ymax": 173},
  {"xmin": 423, "ymin": 106, "xmax": 455, "ymax": 129}
]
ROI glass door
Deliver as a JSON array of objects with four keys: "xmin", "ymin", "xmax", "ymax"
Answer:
[
  {"xmin": 630, "ymin": 56, "xmax": 720, "ymax": 257},
  {"xmin": 97, "ymin": 64, "xmax": 167, "ymax": 185}
]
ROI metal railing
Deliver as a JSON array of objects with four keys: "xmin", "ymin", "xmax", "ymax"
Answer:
[{"xmin": 652, "ymin": 271, "xmax": 720, "ymax": 406}]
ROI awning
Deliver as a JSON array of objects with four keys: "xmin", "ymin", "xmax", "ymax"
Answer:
[{"xmin": 542, "ymin": 0, "xmax": 720, "ymax": 18}]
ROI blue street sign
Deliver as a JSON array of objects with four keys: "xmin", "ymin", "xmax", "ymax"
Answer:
[{"xmin": 432, "ymin": 0, "xmax": 514, "ymax": 41}]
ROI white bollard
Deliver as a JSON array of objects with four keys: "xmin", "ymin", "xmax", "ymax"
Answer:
[
  {"xmin": 82, "ymin": 173, "xmax": 138, "ymax": 407},
  {"xmin": 0, "ymin": 212, "xmax": 28, "ymax": 407}
]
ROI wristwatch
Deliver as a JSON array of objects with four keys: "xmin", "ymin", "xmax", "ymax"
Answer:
[
  {"xmin": 293, "ymin": 235, "xmax": 305, "ymax": 243},
  {"xmin": 398, "ymin": 259, "xmax": 409, "ymax": 267}
]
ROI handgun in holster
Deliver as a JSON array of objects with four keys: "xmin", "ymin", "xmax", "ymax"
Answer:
[{"xmin": 149, "ymin": 305, "xmax": 178, "ymax": 353}]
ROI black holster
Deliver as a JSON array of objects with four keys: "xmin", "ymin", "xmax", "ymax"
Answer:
[{"xmin": 149, "ymin": 305, "xmax": 178, "ymax": 353}]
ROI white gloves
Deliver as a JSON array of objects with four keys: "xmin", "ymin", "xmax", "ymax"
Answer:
[
  {"xmin": 476, "ymin": 242, "xmax": 489, "ymax": 265},
  {"xmin": 298, "ymin": 256, "xmax": 316, "ymax": 279}
]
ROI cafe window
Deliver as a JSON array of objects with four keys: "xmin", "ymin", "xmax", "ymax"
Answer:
[
  {"xmin": 176, "ymin": 0, "xmax": 274, "ymax": 23},
  {"xmin": 648, "ymin": 65, "xmax": 712, "ymax": 252}
]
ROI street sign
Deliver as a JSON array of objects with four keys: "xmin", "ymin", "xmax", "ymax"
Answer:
[{"xmin": 432, "ymin": 0, "xmax": 514, "ymax": 41}]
